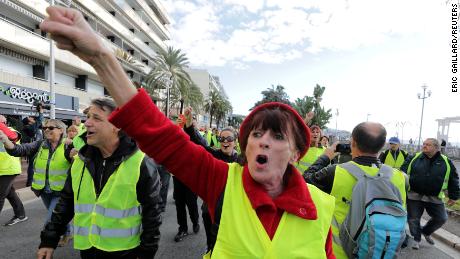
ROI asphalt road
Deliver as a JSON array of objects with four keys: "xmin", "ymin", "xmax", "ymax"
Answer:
[{"xmin": 1, "ymin": 195, "xmax": 457, "ymax": 258}]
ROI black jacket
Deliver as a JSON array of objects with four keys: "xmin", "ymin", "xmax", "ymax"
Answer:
[
  {"xmin": 21, "ymin": 112, "xmax": 43, "ymax": 143},
  {"xmin": 39, "ymin": 134, "xmax": 162, "ymax": 259},
  {"xmin": 303, "ymin": 154, "xmax": 383, "ymax": 194},
  {"xmin": 400, "ymin": 151, "xmax": 460, "ymax": 200}
]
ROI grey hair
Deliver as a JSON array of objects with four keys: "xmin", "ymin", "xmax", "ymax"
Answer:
[
  {"xmin": 44, "ymin": 119, "xmax": 67, "ymax": 138},
  {"xmin": 426, "ymin": 138, "xmax": 440, "ymax": 150},
  {"xmin": 90, "ymin": 97, "xmax": 117, "ymax": 114}
]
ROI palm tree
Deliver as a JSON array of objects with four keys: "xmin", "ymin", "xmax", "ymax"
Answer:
[
  {"xmin": 204, "ymin": 89, "xmax": 222, "ymax": 128},
  {"xmin": 215, "ymin": 98, "xmax": 232, "ymax": 128},
  {"xmin": 143, "ymin": 46, "xmax": 192, "ymax": 116},
  {"xmin": 170, "ymin": 82, "xmax": 204, "ymax": 114}
]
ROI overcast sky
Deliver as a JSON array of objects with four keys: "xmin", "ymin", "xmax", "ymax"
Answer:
[{"xmin": 162, "ymin": 0, "xmax": 459, "ymax": 145}]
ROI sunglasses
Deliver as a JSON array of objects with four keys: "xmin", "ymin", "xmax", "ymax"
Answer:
[
  {"xmin": 43, "ymin": 126, "xmax": 60, "ymax": 131},
  {"xmin": 218, "ymin": 136, "xmax": 235, "ymax": 143}
]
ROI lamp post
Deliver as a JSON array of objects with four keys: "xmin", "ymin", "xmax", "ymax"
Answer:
[
  {"xmin": 335, "ymin": 108, "xmax": 339, "ymax": 141},
  {"xmin": 417, "ymin": 85, "xmax": 432, "ymax": 151},
  {"xmin": 49, "ymin": 0, "xmax": 56, "ymax": 119},
  {"xmin": 366, "ymin": 113, "xmax": 371, "ymax": 122}
]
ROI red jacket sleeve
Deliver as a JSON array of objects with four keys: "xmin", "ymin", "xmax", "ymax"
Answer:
[
  {"xmin": 325, "ymin": 227, "xmax": 336, "ymax": 259},
  {"xmin": 0, "ymin": 123, "xmax": 18, "ymax": 142},
  {"xmin": 109, "ymin": 89, "xmax": 228, "ymax": 217}
]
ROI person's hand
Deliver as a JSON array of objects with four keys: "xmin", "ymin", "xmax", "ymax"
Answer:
[
  {"xmin": 184, "ymin": 107, "xmax": 193, "ymax": 128},
  {"xmin": 69, "ymin": 148, "xmax": 78, "ymax": 158},
  {"xmin": 323, "ymin": 142, "xmax": 340, "ymax": 160},
  {"xmin": 176, "ymin": 116, "xmax": 184, "ymax": 127},
  {"xmin": 0, "ymin": 130, "xmax": 7, "ymax": 143},
  {"xmin": 447, "ymin": 199, "xmax": 456, "ymax": 206},
  {"xmin": 40, "ymin": 6, "xmax": 107, "ymax": 66},
  {"xmin": 304, "ymin": 111, "xmax": 314, "ymax": 125},
  {"xmin": 37, "ymin": 247, "xmax": 54, "ymax": 259},
  {"xmin": 64, "ymin": 138, "xmax": 73, "ymax": 145}
]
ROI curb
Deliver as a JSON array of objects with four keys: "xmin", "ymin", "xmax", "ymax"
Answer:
[
  {"xmin": 3, "ymin": 187, "xmax": 38, "ymax": 211},
  {"xmin": 421, "ymin": 218, "xmax": 460, "ymax": 252}
]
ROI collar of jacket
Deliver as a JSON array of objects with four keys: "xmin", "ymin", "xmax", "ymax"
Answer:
[
  {"xmin": 77, "ymin": 134, "xmax": 138, "ymax": 164},
  {"xmin": 352, "ymin": 156, "xmax": 381, "ymax": 167}
]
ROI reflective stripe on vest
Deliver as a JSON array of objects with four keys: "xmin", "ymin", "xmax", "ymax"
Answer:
[
  {"xmin": 75, "ymin": 204, "xmax": 140, "ymax": 218},
  {"xmin": 384, "ymin": 150, "xmax": 406, "ymax": 169},
  {"xmin": 407, "ymin": 152, "xmax": 451, "ymax": 199},
  {"xmin": 295, "ymin": 146, "xmax": 325, "ymax": 173},
  {"xmin": 72, "ymin": 150, "xmax": 144, "ymax": 252},
  {"xmin": 0, "ymin": 127, "xmax": 21, "ymax": 176},
  {"xmin": 32, "ymin": 142, "xmax": 70, "ymax": 191},
  {"xmin": 329, "ymin": 162, "xmax": 407, "ymax": 259},
  {"xmin": 209, "ymin": 163, "xmax": 335, "ymax": 258},
  {"xmin": 74, "ymin": 225, "xmax": 141, "ymax": 238}
]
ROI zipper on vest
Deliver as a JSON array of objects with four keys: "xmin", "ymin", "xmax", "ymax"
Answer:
[{"xmin": 97, "ymin": 160, "xmax": 106, "ymax": 198}]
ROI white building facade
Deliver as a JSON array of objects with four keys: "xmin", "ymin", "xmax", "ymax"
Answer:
[{"xmin": 0, "ymin": 0, "xmax": 170, "ymax": 121}]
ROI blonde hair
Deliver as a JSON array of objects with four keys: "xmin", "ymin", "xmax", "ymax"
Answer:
[
  {"xmin": 44, "ymin": 119, "xmax": 67, "ymax": 138},
  {"xmin": 67, "ymin": 124, "xmax": 79, "ymax": 133}
]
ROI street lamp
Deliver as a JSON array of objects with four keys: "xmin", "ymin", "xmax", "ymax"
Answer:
[
  {"xmin": 417, "ymin": 85, "xmax": 432, "ymax": 151},
  {"xmin": 366, "ymin": 113, "xmax": 371, "ymax": 122},
  {"xmin": 49, "ymin": 0, "xmax": 72, "ymax": 119},
  {"xmin": 335, "ymin": 108, "xmax": 339, "ymax": 140}
]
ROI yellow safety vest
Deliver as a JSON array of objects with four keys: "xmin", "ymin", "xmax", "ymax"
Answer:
[
  {"xmin": 72, "ymin": 129, "xmax": 86, "ymax": 150},
  {"xmin": 295, "ymin": 146, "xmax": 326, "ymax": 173},
  {"xmin": 329, "ymin": 162, "xmax": 406, "ymax": 259},
  {"xmin": 407, "ymin": 152, "xmax": 451, "ymax": 199},
  {"xmin": 72, "ymin": 150, "xmax": 144, "ymax": 252},
  {"xmin": 32, "ymin": 142, "xmax": 70, "ymax": 191},
  {"xmin": 0, "ymin": 127, "xmax": 21, "ymax": 176},
  {"xmin": 208, "ymin": 163, "xmax": 335, "ymax": 259},
  {"xmin": 383, "ymin": 150, "xmax": 406, "ymax": 169}
]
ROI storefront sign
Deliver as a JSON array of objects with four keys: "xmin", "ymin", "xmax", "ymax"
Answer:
[{"xmin": 1, "ymin": 85, "xmax": 51, "ymax": 104}]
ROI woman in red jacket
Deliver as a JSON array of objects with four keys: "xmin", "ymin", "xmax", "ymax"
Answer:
[{"xmin": 40, "ymin": 6, "xmax": 336, "ymax": 258}]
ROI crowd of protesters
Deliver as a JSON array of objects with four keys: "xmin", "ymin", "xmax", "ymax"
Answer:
[{"xmin": 0, "ymin": 5, "xmax": 458, "ymax": 259}]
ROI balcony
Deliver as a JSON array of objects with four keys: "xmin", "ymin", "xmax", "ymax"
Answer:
[
  {"xmin": 75, "ymin": 0, "xmax": 160, "ymax": 55},
  {"xmin": 112, "ymin": 0, "xmax": 167, "ymax": 47},
  {"xmin": 133, "ymin": 0, "xmax": 170, "ymax": 40},
  {"xmin": 0, "ymin": 16, "xmax": 96, "ymax": 76}
]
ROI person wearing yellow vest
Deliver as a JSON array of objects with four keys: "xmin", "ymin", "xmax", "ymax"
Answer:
[
  {"xmin": 378, "ymin": 137, "xmax": 408, "ymax": 169},
  {"xmin": 40, "ymin": 8, "xmax": 337, "ymax": 258},
  {"xmin": 72, "ymin": 116, "xmax": 85, "ymax": 133},
  {"xmin": 2, "ymin": 118, "xmax": 73, "ymax": 241},
  {"xmin": 296, "ymin": 124, "xmax": 326, "ymax": 173},
  {"xmin": 304, "ymin": 122, "xmax": 407, "ymax": 259},
  {"xmin": 400, "ymin": 138, "xmax": 459, "ymax": 249},
  {"xmin": 37, "ymin": 98, "xmax": 162, "ymax": 259},
  {"xmin": 0, "ymin": 115, "xmax": 27, "ymax": 226}
]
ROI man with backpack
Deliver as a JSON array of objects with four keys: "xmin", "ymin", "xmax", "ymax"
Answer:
[
  {"xmin": 304, "ymin": 122, "xmax": 407, "ymax": 259},
  {"xmin": 400, "ymin": 138, "xmax": 459, "ymax": 250}
]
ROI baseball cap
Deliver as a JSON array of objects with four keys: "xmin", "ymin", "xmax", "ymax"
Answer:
[{"xmin": 389, "ymin": 137, "xmax": 400, "ymax": 144}]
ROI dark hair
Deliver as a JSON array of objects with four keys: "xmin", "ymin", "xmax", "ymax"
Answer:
[
  {"xmin": 351, "ymin": 122, "xmax": 386, "ymax": 154},
  {"xmin": 90, "ymin": 98, "xmax": 117, "ymax": 114},
  {"xmin": 239, "ymin": 107, "xmax": 307, "ymax": 164},
  {"xmin": 320, "ymin": 135, "xmax": 329, "ymax": 141}
]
